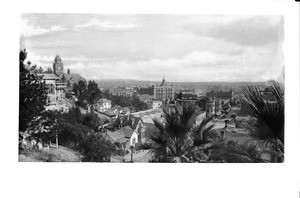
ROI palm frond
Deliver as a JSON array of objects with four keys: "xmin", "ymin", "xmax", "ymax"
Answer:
[{"xmin": 241, "ymin": 83, "xmax": 284, "ymax": 147}]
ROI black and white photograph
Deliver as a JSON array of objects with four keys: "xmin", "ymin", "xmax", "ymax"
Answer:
[
  {"xmin": 19, "ymin": 14, "xmax": 285, "ymax": 163},
  {"xmin": 1, "ymin": 0, "xmax": 300, "ymax": 198}
]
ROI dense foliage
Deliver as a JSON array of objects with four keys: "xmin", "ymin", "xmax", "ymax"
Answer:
[
  {"xmin": 241, "ymin": 82, "xmax": 284, "ymax": 160},
  {"xmin": 103, "ymin": 90, "xmax": 149, "ymax": 112},
  {"xmin": 73, "ymin": 82, "xmax": 149, "ymax": 112},
  {"xmin": 19, "ymin": 49, "xmax": 48, "ymax": 133},
  {"xmin": 146, "ymin": 104, "xmax": 218, "ymax": 162},
  {"xmin": 78, "ymin": 133, "xmax": 116, "ymax": 162}
]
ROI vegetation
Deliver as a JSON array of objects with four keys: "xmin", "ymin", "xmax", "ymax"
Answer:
[
  {"xmin": 19, "ymin": 49, "xmax": 48, "ymax": 144},
  {"xmin": 103, "ymin": 90, "xmax": 149, "ymax": 112},
  {"xmin": 210, "ymin": 140, "xmax": 262, "ymax": 163},
  {"xmin": 146, "ymin": 104, "xmax": 218, "ymax": 162},
  {"xmin": 241, "ymin": 82, "xmax": 284, "ymax": 161},
  {"xmin": 72, "ymin": 81, "xmax": 149, "ymax": 112},
  {"xmin": 78, "ymin": 133, "xmax": 116, "ymax": 162}
]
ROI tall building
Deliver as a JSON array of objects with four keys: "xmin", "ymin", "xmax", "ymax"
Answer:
[
  {"xmin": 153, "ymin": 77, "xmax": 175, "ymax": 101},
  {"xmin": 53, "ymin": 55, "xmax": 64, "ymax": 76}
]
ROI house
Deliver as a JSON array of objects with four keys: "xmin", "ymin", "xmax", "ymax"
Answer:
[
  {"xmin": 152, "ymin": 100, "xmax": 163, "ymax": 109},
  {"xmin": 94, "ymin": 99, "xmax": 112, "ymax": 112},
  {"xmin": 104, "ymin": 126, "xmax": 138, "ymax": 149},
  {"xmin": 104, "ymin": 114, "xmax": 145, "ymax": 146}
]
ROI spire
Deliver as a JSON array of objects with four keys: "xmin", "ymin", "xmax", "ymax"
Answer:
[{"xmin": 160, "ymin": 75, "xmax": 167, "ymax": 86}]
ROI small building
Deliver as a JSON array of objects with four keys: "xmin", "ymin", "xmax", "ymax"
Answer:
[
  {"xmin": 94, "ymin": 99, "xmax": 112, "ymax": 112},
  {"xmin": 152, "ymin": 100, "xmax": 163, "ymax": 109},
  {"xmin": 206, "ymin": 97, "xmax": 215, "ymax": 117},
  {"xmin": 104, "ymin": 126, "xmax": 137, "ymax": 149}
]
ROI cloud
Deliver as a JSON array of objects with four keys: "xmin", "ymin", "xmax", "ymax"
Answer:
[
  {"xmin": 21, "ymin": 19, "xmax": 67, "ymax": 37},
  {"xmin": 183, "ymin": 16, "xmax": 283, "ymax": 46},
  {"xmin": 75, "ymin": 19, "xmax": 138, "ymax": 31}
]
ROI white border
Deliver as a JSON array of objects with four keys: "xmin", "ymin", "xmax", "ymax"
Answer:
[{"xmin": 0, "ymin": 1, "xmax": 299, "ymax": 198}]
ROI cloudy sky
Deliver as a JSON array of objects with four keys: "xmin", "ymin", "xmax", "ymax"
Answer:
[{"xmin": 20, "ymin": 14, "xmax": 284, "ymax": 82}]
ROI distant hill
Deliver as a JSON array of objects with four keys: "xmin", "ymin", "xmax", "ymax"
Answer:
[{"xmin": 95, "ymin": 79, "xmax": 270, "ymax": 92}]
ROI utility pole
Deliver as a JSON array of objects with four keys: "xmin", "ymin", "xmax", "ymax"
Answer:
[
  {"xmin": 56, "ymin": 132, "xmax": 58, "ymax": 149},
  {"xmin": 130, "ymin": 145, "xmax": 134, "ymax": 162}
]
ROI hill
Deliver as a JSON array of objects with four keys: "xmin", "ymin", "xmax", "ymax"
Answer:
[
  {"xmin": 95, "ymin": 79, "xmax": 269, "ymax": 92},
  {"xmin": 19, "ymin": 144, "xmax": 82, "ymax": 162}
]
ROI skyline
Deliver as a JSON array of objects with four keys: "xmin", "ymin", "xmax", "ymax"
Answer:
[{"xmin": 20, "ymin": 14, "xmax": 284, "ymax": 82}]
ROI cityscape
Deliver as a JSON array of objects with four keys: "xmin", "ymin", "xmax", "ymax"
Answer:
[{"xmin": 19, "ymin": 14, "xmax": 284, "ymax": 163}]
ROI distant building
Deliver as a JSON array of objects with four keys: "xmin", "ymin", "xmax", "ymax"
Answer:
[
  {"xmin": 206, "ymin": 97, "xmax": 215, "ymax": 117},
  {"xmin": 109, "ymin": 88, "xmax": 134, "ymax": 97},
  {"xmin": 153, "ymin": 77, "xmax": 175, "ymax": 101},
  {"xmin": 206, "ymin": 89, "xmax": 233, "ymax": 100},
  {"xmin": 138, "ymin": 94, "xmax": 154, "ymax": 102}
]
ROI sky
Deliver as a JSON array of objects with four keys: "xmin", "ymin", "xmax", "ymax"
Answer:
[{"xmin": 20, "ymin": 14, "xmax": 284, "ymax": 82}]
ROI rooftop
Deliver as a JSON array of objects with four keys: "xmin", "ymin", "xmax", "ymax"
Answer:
[{"xmin": 38, "ymin": 73, "xmax": 59, "ymax": 80}]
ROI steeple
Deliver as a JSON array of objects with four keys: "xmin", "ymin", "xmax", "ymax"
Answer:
[{"xmin": 160, "ymin": 75, "xmax": 167, "ymax": 86}]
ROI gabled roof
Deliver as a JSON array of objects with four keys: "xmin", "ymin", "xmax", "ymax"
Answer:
[
  {"xmin": 97, "ymin": 98, "xmax": 111, "ymax": 104},
  {"xmin": 38, "ymin": 73, "xmax": 59, "ymax": 80},
  {"xmin": 59, "ymin": 73, "xmax": 86, "ymax": 85},
  {"xmin": 112, "ymin": 115, "xmax": 143, "ymax": 130},
  {"xmin": 106, "ymin": 126, "xmax": 134, "ymax": 142}
]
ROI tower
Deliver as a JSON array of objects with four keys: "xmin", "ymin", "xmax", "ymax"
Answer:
[{"xmin": 53, "ymin": 55, "xmax": 64, "ymax": 76}]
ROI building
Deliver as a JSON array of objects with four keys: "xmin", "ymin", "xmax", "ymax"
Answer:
[
  {"xmin": 206, "ymin": 89, "xmax": 233, "ymax": 101},
  {"xmin": 94, "ymin": 99, "xmax": 112, "ymax": 112},
  {"xmin": 59, "ymin": 73, "xmax": 86, "ymax": 91},
  {"xmin": 53, "ymin": 55, "xmax": 64, "ymax": 76},
  {"xmin": 206, "ymin": 97, "xmax": 215, "ymax": 117},
  {"xmin": 109, "ymin": 88, "xmax": 134, "ymax": 97},
  {"xmin": 104, "ymin": 115, "xmax": 144, "ymax": 148},
  {"xmin": 104, "ymin": 126, "xmax": 137, "ymax": 150},
  {"xmin": 152, "ymin": 100, "xmax": 163, "ymax": 109},
  {"xmin": 39, "ymin": 73, "xmax": 66, "ymax": 103},
  {"xmin": 138, "ymin": 94, "xmax": 154, "ymax": 102},
  {"xmin": 153, "ymin": 77, "xmax": 175, "ymax": 101}
]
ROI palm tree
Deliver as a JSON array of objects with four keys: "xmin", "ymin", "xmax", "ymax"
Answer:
[
  {"xmin": 241, "ymin": 82, "xmax": 284, "ymax": 161},
  {"xmin": 210, "ymin": 140, "xmax": 262, "ymax": 163},
  {"xmin": 147, "ymin": 104, "xmax": 217, "ymax": 163}
]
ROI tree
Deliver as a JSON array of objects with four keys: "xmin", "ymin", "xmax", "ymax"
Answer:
[
  {"xmin": 241, "ymin": 82, "xmax": 284, "ymax": 161},
  {"xmin": 87, "ymin": 80, "xmax": 101, "ymax": 107},
  {"xmin": 37, "ymin": 66, "xmax": 43, "ymax": 73},
  {"xmin": 73, "ymin": 80, "xmax": 87, "ymax": 107},
  {"xmin": 210, "ymin": 141, "xmax": 262, "ymax": 163},
  {"xmin": 43, "ymin": 67, "xmax": 53, "ymax": 74},
  {"xmin": 78, "ymin": 133, "xmax": 116, "ymax": 162},
  {"xmin": 19, "ymin": 49, "xmax": 48, "ymax": 135},
  {"xmin": 146, "ymin": 104, "xmax": 217, "ymax": 162},
  {"xmin": 82, "ymin": 113, "xmax": 102, "ymax": 132},
  {"xmin": 131, "ymin": 96, "xmax": 149, "ymax": 112}
]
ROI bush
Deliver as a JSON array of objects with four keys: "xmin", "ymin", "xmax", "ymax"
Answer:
[{"xmin": 78, "ymin": 133, "xmax": 116, "ymax": 162}]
